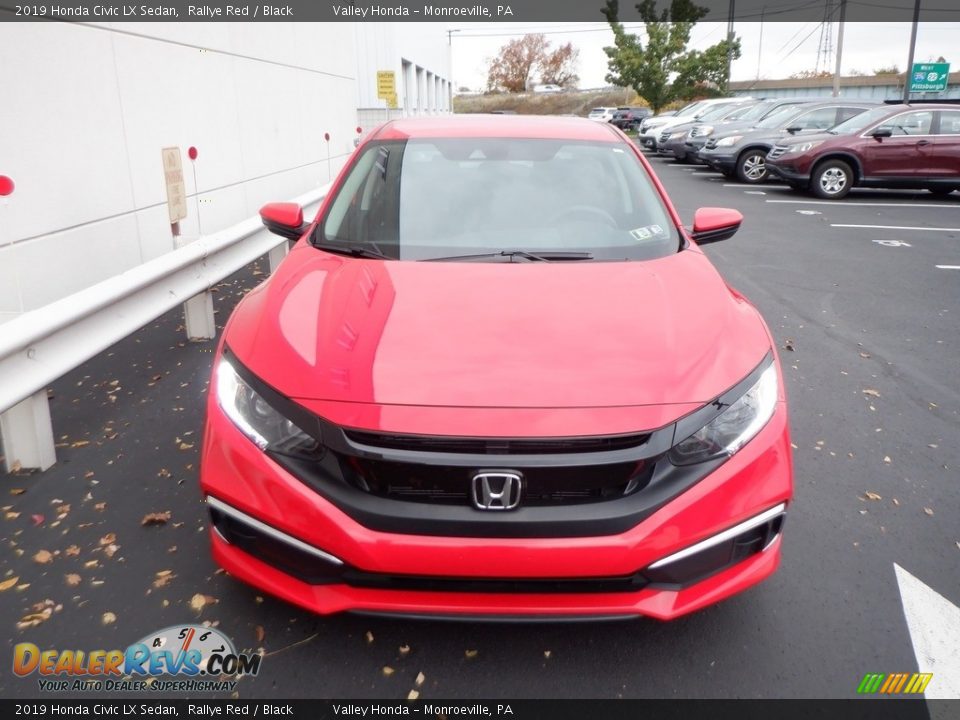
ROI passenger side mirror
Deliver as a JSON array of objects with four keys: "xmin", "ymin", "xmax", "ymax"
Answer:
[
  {"xmin": 260, "ymin": 202, "xmax": 306, "ymax": 241},
  {"xmin": 785, "ymin": 126, "xmax": 802, "ymax": 134},
  {"xmin": 871, "ymin": 127, "xmax": 893, "ymax": 140},
  {"xmin": 691, "ymin": 207, "xmax": 743, "ymax": 245}
]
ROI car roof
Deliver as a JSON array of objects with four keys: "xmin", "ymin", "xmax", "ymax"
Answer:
[{"xmin": 372, "ymin": 115, "xmax": 622, "ymax": 142}]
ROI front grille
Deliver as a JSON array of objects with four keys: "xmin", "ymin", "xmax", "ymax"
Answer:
[
  {"xmin": 690, "ymin": 126, "xmax": 706, "ymax": 138},
  {"xmin": 767, "ymin": 146, "xmax": 787, "ymax": 161},
  {"xmin": 338, "ymin": 455, "xmax": 654, "ymax": 506},
  {"xmin": 658, "ymin": 131, "xmax": 671, "ymax": 144},
  {"xmin": 344, "ymin": 430, "xmax": 650, "ymax": 455},
  {"xmin": 705, "ymin": 138, "xmax": 719, "ymax": 150}
]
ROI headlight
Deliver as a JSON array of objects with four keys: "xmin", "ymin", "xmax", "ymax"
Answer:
[
  {"xmin": 785, "ymin": 140, "xmax": 824, "ymax": 154},
  {"xmin": 669, "ymin": 362, "xmax": 779, "ymax": 466},
  {"xmin": 670, "ymin": 130, "xmax": 687, "ymax": 139},
  {"xmin": 715, "ymin": 135, "xmax": 743, "ymax": 147},
  {"xmin": 698, "ymin": 125, "xmax": 714, "ymax": 136},
  {"xmin": 216, "ymin": 357, "xmax": 320, "ymax": 457}
]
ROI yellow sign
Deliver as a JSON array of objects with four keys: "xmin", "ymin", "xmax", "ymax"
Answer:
[
  {"xmin": 161, "ymin": 147, "xmax": 187, "ymax": 224},
  {"xmin": 385, "ymin": 92, "xmax": 398, "ymax": 109},
  {"xmin": 377, "ymin": 71, "xmax": 396, "ymax": 100}
]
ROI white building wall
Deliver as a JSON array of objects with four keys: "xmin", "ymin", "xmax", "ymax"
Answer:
[
  {"xmin": 0, "ymin": 22, "xmax": 359, "ymax": 323},
  {"xmin": 354, "ymin": 23, "xmax": 452, "ymax": 129}
]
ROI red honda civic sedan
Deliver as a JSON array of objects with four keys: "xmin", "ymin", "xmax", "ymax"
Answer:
[{"xmin": 200, "ymin": 115, "xmax": 793, "ymax": 620}]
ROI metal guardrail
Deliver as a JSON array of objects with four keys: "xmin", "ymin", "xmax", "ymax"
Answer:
[{"xmin": 0, "ymin": 183, "xmax": 330, "ymax": 472}]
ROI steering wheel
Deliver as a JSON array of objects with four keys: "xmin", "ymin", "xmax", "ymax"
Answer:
[{"xmin": 552, "ymin": 205, "xmax": 618, "ymax": 228}]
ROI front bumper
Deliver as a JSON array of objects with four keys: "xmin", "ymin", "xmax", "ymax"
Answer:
[
  {"xmin": 200, "ymin": 391, "xmax": 792, "ymax": 619},
  {"xmin": 765, "ymin": 159, "xmax": 809, "ymax": 185},
  {"xmin": 698, "ymin": 149, "xmax": 738, "ymax": 173}
]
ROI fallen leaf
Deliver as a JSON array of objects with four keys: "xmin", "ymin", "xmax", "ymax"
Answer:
[
  {"xmin": 31, "ymin": 514, "xmax": 45, "ymax": 526},
  {"xmin": 783, "ymin": 340, "xmax": 795, "ymax": 352},
  {"xmin": 103, "ymin": 544, "xmax": 120, "ymax": 559},
  {"xmin": 17, "ymin": 600, "xmax": 55, "ymax": 630},
  {"xmin": 883, "ymin": 456, "xmax": 892, "ymax": 464},
  {"xmin": 99, "ymin": 533, "xmax": 117, "ymax": 546},
  {"xmin": 406, "ymin": 690, "xmax": 420, "ymax": 701},
  {"xmin": 65, "ymin": 574, "xmax": 81, "ymax": 586},
  {"xmin": 5, "ymin": 511, "xmax": 21, "ymax": 520},
  {"xmin": 178, "ymin": 442, "xmax": 194, "ymax": 451},
  {"xmin": 153, "ymin": 571, "xmax": 175, "ymax": 589},
  {"xmin": 543, "ymin": 650, "xmax": 552, "ymax": 659},
  {"xmin": 11, "ymin": 460, "xmax": 22, "ymax": 472},
  {"xmin": 382, "ymin": 666, "xmax": 395, "ymax": 677},
  {"xmin": 33, "ymin": 550, "xmax": 54, "ymax": 564},
  {"xmin": 399, "ymin": 644, "xmax": 411, "ymax": 658},
  {"xmin": 365, "ymin": 631, "xmax": 374, "ymax": 645},
  {"xmin": 71, "ymin": 440, "xmax": 90, "ymax": 448},
  {"xmin": 415, "ymin": 672, "xmax": 425, "ymax": 687},
  {"xmin": 65, "ymin": 545, "xmax": 81, "ymax": 557},
  {"xmin": 864, "ymin": 491, "xmax": 882, "ymax": 501},
  {"xmin": 892, "ymin": 498, "xmax": 900, "ymax": 506},
  {"xmin": 465, "ymin": 649, "xmax": 478, "ymax": 659},
  {"xmin": 190, "ymin": 593, "xmax": 218, "ymax": 613},
  {"xmin": 141, "ymin": 511, "xmax": 171, "ymax": 526},
  {"xmin": 10, "ymin": 488, "xmax": 25, "ymax": 496},
  {"xmin": 862, "ymin": 388, "xmax": 881, "ymax": 398},
  {"xmin": 84, "ymin": 560, "xmax": 99, "ymax": 569},
  {"xmin": 0, "ymin": 576, "xmax": 19, "ymax": 592},
  {"xmin": 102, "ymin": 612, "xmax": 116, "ymax": 625},
  {"xmin": 94, "ymin": 502, "xmax": 106, "ymax": 512},
  {"xmin": 255, "ymin": 625, "xmax": 265, "ymax": 644},
  {"xmin": 859, "ymin": 352, "xmax": 871, "ymax": 359},
  {"xmin": 923, "ymin": 507, "xmax": 934, "ymax": 516}
]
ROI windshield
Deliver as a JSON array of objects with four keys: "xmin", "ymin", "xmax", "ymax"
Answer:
[
  {"xmin": 829, "ymin": 106, "xmax": 894, "ymax": 135},
  {"xmin": 722, "ymin": 102, "xmax": 763, "ymax": 121},
  {"xmin": 676, "ymin": 101, "xmax": 703, "ymax": 117},
  {"xmin": 318, "ymin": 138, "xmax": 679, "ymax": 262},
  {"xmin": 698, "ymin": 102, "xmax": 746, "ymax": 121},
  {"xmin": 735, "ymin": 100, "xmax": 777, "ymax": 122},
  {"xmin": 756, "ymin": 104, "xmax": 807, "ymax": 129}
]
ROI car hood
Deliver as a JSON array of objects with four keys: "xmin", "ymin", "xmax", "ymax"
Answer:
[
  {"xmin": 772, "ymin": 130, "xmax": 836, "ymax": 146},
  {"xmin": 226, "ymin": 246, "xmax": 771, "ymax": 410}
]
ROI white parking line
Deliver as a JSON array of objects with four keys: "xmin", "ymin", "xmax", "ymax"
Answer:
[
  {"xmin": 767, "ymin": 199, "xmax": 960, "ymax": 209},
  {"xmin": 831, "ymin": 224, "xmax": 960, "ymax": 233},
  {"xmin": 744, "ymin": 191, "xmax": 766, "ymax": 195},
  {"xmin": 723, "ymin": 183, "xmax": 759, "ymax": 188},
  {"xmin": 936, "ymin": 265, "xmax": 960, "ymax": 269}
]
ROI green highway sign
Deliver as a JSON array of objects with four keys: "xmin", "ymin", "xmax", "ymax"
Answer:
[{"xmin": 910, "ymin": 62, "xmax": 950, "ymax": 93}]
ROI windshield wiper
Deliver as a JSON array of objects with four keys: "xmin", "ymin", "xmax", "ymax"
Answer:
[
  {"xmin": 313, "ymin": 241, "xmax": 392, "ymax": 260},
  {"xmin": 424, "ymin": 250, "xmax": 594, "ymax": 262}
]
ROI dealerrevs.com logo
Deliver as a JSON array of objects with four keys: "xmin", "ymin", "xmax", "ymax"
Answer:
[{"xmin": 14, "ymin": 625, "xmax": 261, "ymax": 693}]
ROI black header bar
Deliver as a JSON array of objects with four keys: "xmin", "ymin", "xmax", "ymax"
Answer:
[{"xmin": 1, "ymin": 0, "xmax": 960, "ymax": 23}]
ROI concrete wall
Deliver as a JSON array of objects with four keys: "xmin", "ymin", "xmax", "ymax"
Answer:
[
  {"xmin": 354, "ymin": 23, "xmax": 452, "ymax": 130},
  {"xmin": 0, "ymin": 22, "xmax": 359, "ymax": 323}
]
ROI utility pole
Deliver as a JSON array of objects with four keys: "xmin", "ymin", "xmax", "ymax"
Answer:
[
  {"xmin": 832, "ymin": 0, "xmax": 846, "ymax": 97},
  {"xmin": 903, "ymin": 0, "xmax": 921, "ymax": 104},
  {"xmin": 726, "ymin": 0, "xmax": 736, "ymax": 92}
]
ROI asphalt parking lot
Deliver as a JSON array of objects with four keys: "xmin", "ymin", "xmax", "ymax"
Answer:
[{"xmin": 2, "ymin": 155, "xmax": 958, "ymax": 700}]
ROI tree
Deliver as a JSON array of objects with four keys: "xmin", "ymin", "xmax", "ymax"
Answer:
[
  {"xmin": 601, "ymin": 0, "xmax": 740, "ymax": 113},
  {"xmin": 540, "ymin": 43, "xmax": 580, "ymax": 88},
  {"xmin": 789, "ymin": 69, "xmax": 833, "ymax": 79},
  {"xmin": 873, "ymin": 64, "xmax": 901, "ymax": 75},
  {"xmin": 486, "ymin": 35, "xmax": 580, "ymax": 92}
]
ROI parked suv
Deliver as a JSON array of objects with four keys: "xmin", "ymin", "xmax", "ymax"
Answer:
[
  {"xmin": 588, "ymin": 107, "xmax": 617, "ymax": 123},
  {"xmin": 638, "ymin": 98, "xmax": 750, "ymax": 150},
  {"xmin": 657, "ymin": 101, "xmax": 758, "ymax": 162},
  {"xmin": 765, "ymin": 103, "xmax": 960, "ymax": 198},
  {"xmin": 683, "ymin": 98, "xmax": 829, "ymax": 161},
  {"xmin": 611, "ymin": 107, "xmax": 652, "ymax": 131},
  {"xmin": 700, "ymin": 101, "xmax": 878, "ymax": 183}
]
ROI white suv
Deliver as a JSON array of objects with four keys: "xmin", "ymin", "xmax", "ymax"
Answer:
[
  {"xmin": 638, "ymin": 98, "xmax": 752, "ymax": 150},
  {"xmin": 587, "ymin": 107, "xmax": 616, "ymax": 122}
]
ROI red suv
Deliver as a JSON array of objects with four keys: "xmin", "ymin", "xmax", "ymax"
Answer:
[
  {"xmin": 765, "ymin": 103, "xmax": 960, "ymax": 199},
  {"xmin": 201, "ymin": 115, "xmax": 793, "ymax": 620}
]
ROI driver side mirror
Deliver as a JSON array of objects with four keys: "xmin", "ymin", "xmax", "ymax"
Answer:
[
  {"xmin": 785, "ymin": 126, "xmax": 802, "ymax": 134},
  {"xmin": 691, "ymin": 207, "xmax": 743, "ymax": 245},
  {"xmin": 260, "ymin": 202, "xmax": 307, "ymax": 241},
  {"xmin": 871, "ymin": 127, "xmax": 893, "ymax": 140}
]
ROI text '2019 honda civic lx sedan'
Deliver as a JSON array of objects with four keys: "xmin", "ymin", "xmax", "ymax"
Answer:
[{"xmin": 201, "ymin": 115, "xmax": 793, "ymax": 621}]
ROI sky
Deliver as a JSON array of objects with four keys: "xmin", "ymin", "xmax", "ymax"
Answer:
[{"xmin": 448, "ymin": 22, "xmax": 960, "ymax": 91}]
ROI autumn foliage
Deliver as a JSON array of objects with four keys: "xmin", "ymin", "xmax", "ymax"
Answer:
[{"xmin": 486, "ymin": 34, "xmax": 580, "ymax": 93}]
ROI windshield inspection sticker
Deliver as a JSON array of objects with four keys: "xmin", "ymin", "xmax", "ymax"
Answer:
[{"xmin": 630, "ymin": 224, "xmax": 666, "ymax": 241}]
